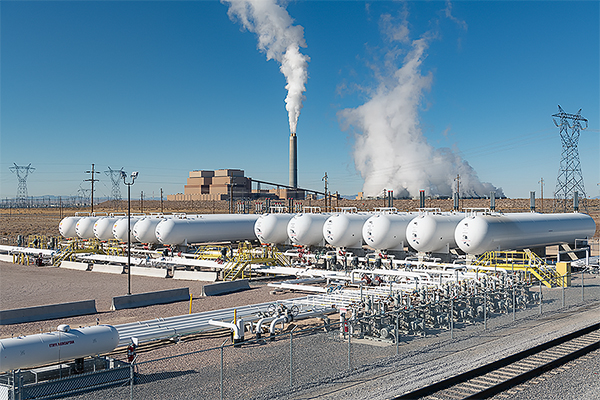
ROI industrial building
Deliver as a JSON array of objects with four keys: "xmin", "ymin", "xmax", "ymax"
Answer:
[{"xmin": 167, "ymin": 169, "xmax": 305, "ymax": 201}]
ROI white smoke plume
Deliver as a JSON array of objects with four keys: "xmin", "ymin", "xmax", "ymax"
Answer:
[
  {"xmin": 339, "ymin": 13, "xmax": 502, "ymax": 199},
  {"xmin": 223, "ymin": 0, "xmax": 309, "ymax": 134}
]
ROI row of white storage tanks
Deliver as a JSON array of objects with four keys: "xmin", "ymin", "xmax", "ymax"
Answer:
[{"xmin": 58, "ymin": 211, "xmax": 596, "ymax": 256}]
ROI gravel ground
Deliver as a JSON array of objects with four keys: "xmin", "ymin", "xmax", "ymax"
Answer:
[
  {"xmin": 0, "ymin": 261, "xmax": 301, "ymax": 338},
  {"xmin": 2, "ymin": 261, "xmax": 599, "ymax": 400},
  {"xmin": 490, "ymin": 348, "xmax": 600, "ymax": 400}
]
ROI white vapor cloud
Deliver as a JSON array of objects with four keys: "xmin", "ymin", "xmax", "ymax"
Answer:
[
  {"xmin": 339, "ymin": 11, "xmax": 502, "ymax": 199},
  {"xmin": 223, "ymin": 0, "xmax": 309, "ymax": 134}
]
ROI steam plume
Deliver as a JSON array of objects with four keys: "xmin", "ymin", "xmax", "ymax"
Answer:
[
  {"xmin": 223, "ymin": 0, "xmax": 309, "ymax": 134},
  {"xmin": 339, "ymin": 15, "xmax": 502, "ymax": 199}
]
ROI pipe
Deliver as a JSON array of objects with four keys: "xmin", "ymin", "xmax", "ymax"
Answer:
[
  {"xmin": 208, "ymin": 318, "xmax": 245, "ymax": 344},
  {"xmin": 270, "ymin": 316, "xmax": 289, "ymax": 337}
]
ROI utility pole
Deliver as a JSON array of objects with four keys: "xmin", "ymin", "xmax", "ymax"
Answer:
[
  {"xmin": 85, "ymin": 164, "xmax": 99, "ymax": 213},
  {"xmin": 160, "ymin": 188, "xmax": 164, "ymax": 213},
  {"xmin": 322, "ymin": 173, "xmax": 328, "ymax": 212},
  {"xmin": 538, "ymin": 178, "xmax": 544, "ymax": 213}
]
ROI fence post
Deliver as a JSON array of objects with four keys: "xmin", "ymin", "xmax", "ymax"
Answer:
[
  {"xmin": 289, "ymin": 331, "xmax": 293, "ymax": 388},
  {"xmin": 450, "ymin": 298, "xmax": 454, "ymax": 340},
  {"xmin": 221, "ymin": 338, "xmax": 229, "ymax": 400},
  {"xmin": 484, "ymin": 285, "xmax": 487, "ymax": 330},
  {"xmin": 130, "ymin": 359, "xmax": 135, "ymax": 400},
  {"xmin": 581, "ymin": 268, "xmax": 585, "ymax": 302},
  {"xmin": 347, "ymin": 317, "xmax": 352, "ymax": 370},
  {"xmin": 512, "ymin": 281, "xmax": 516, "ymax": 321},
  {"xmin": 395, "ymin": 312, "xmax": 399, "ymax": 356},
  {"xmin": 562, "ymin": 274, "xmax": 565, "ymax": 308},
  {"xmin": 539, "ymin": 279, "xmax": 542, "ymax": 315}
]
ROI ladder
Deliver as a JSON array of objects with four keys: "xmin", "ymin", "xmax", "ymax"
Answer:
[
  {"xmin": 471, "ymin": 250, "xmax": 563, "ymax": 288},
  {"xmin": 222, "ymin": 242, "xmax": 291, "ymax": 281}
]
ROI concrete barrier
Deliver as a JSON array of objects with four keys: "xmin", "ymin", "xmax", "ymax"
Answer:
[
  {"xmin": 173, "ymin": 270, "xmax": 218, "ymax": 282},
  {"xmin": 111, "ymin": 288, "xmax": 190, "ymax": 310},
  {"xmin": 130, "ymin": 266, "xmax": 168, "ymax": 278},
  {"xmin": 202, "ymin": 279, "xmax": 251, "ymax": 296},
  {"xmin": 0, "ymin": 254, "xmax": 14, "ymax": 262},
  {"xmin": 92, "ymin": 264, "xmax": 124, "ymax": 274},
  {"xmin": 60, "ymin": 261, "xmax": 90, "ymax": 271},
  {"xmin": 0, "ymin": 300, "xmax": 97, "ymax": 325}
]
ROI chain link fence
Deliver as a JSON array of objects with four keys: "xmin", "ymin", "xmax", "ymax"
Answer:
[{"xmin": 2, "ymin": 271, "xmax": 599, "ymax": 400}]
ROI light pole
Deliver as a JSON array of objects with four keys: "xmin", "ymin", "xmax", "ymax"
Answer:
[{"xmin": 122, "ymin": 171, "xmax": 139, "ymax": 295}]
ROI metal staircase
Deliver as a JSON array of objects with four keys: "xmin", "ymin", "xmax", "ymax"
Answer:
[
  {"xmin": 222, "ymin": 242, "xmax": 291, "ymax": 281},
  {"xmin": 470, "ymin": 250, "xmax": 563, "ymax": 288}
]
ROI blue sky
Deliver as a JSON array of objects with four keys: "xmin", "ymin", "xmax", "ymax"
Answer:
[{"xmin": 1, "ymin": 0, "xmax": 598, "ymax": 200}]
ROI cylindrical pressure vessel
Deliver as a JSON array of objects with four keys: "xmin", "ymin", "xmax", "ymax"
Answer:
[
  {"xmin": 75, "ymin": 217, "xmax": 104, "ymax": 239},
  {"xmin": 0, "ymin": 325, "xmax": 119, "ymax": 372},
  {"xmin": 59, "ymin": 216, "xmax": 84, "ymax": 238},
  {"xmin": 155, "ymin": 214, "xmax": 259, "ymax": 245},
  {"xmin": 133, "ymin": 217, "xmax": 167, "ymax": 244},
  {"xmin": 112, "ymin": 216, "xmax": 143, "ymax": 242},
  {"xmin": 406, "ymin": 212, "xmax": 465, "ymax": 253},
  {"xmin": 363, "ymin": 213, "xmax": 415, "ymax": 250},
  {"xmin": 455, "ymin": 212, "xmax": 597, "ymax": 255},
  {"xmin": 254, "ymin": 213, "xmax": 295, "ymax": 244},
  {"xmin": 287, "ymin": 213, "xmax": 330, "ymax": 246},
  {"xmin": 323, "ymin": 213, "xmax": 372, "ymax": 248},
  {"xmin": 93, "ymin": 217, "xmax": 121, "ymax": 241}
]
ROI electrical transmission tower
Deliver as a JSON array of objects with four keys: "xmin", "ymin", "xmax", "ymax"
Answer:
[
  {"xmin": 552, "ymin": 105, "xmax": 588, "ymax": 212},
  {"xmin": 9, "ymin": 163, "xmax": 35, "ymax": 207},
  {"xmin": 105, "ymin": 167, "xmax": 124, "ymax": 206}
]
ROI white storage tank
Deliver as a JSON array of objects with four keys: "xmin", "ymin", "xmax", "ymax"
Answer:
[
  {"xmin": 455, "ymin": 212, "xmax": 597, "ymax": 255},
  {"xmin": 75, "ymin": 216, "xmax": 105, "ymax": 239},
  {"xmin": 363, "ymin": 212, "xmax": 415, "ymax": 251},
  {"xmin": 59, "ymin": 216, "xmax": 85, "ymax": 238},
  {"xmin": 112, "ymin": 216, "xmax": 143, "ymax": 242},
  {"xmin": 133, "ymin": 216, "xmax": 168, "ymax": 244},
  {"xmin": 406, "ymin": 211, "xmax": 465, "ymax": 253},
  {"xmin": 155, "ymin": 214, "xmax": 259, "ymax": 245},
  {"xmin": 93, "ymin": 217, "xmax": 122, "ymax": 241},
  {"xmin": 0, "ymin": 324, "xmax": 119, "ymax": 372},
  {"xmin": 287, "ymin": 213, "xmax": 330, "ymax": 246},
  {"xmin": 323, "ymin": 212, "xmax": 372, "ymax": 248},
  {"xmin": 254, "ymin": 213, "xmax": 295, "ymax": 244}
]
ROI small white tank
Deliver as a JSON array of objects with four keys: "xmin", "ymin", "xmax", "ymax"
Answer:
[
  {"xmin": 323, "ymin": 212, "xmax": 372, "ymax": 248},
  {"xmin": 59, "ymin": 216, "xmax": 84, "ymax": 238},
  {"xmin": 287, "ymin": 213, "xmax": 330, "ymax": 246},
  {"xmin": 112, "ymin": 216, "xmax": 142, "ymax": 242},
  {"xmin": 93, "ymin": 217, "xmax": 121, "ymax": 241},
  {"xmin": 406, "ymin": 212, "xmax": 465, "ymax": 253},
  {"xmin": 0, "ymin": 325, "xmax": 119, "ymax": 372},
  {"xmin": 455, "ymin": 212, "xmax": 597, "ymax": 255},
  {"xmin": 133, "ymin": 216, "xmax": 167, "ymax": 244},
  {"xmin": 363, "ymin": 212, "xmax": 415, "ymax": 251},
  {"xmin": 254, "ymin": 213, "xmax": 295, "ymax": 244},
  {"xmin": 75, "ymin": 216, "xmax": 104, "ymax": 239}
]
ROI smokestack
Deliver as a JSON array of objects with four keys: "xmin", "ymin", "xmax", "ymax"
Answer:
[{"xmin": 289, "ymin": 133, "xmax": 297, "ymax": 188}]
